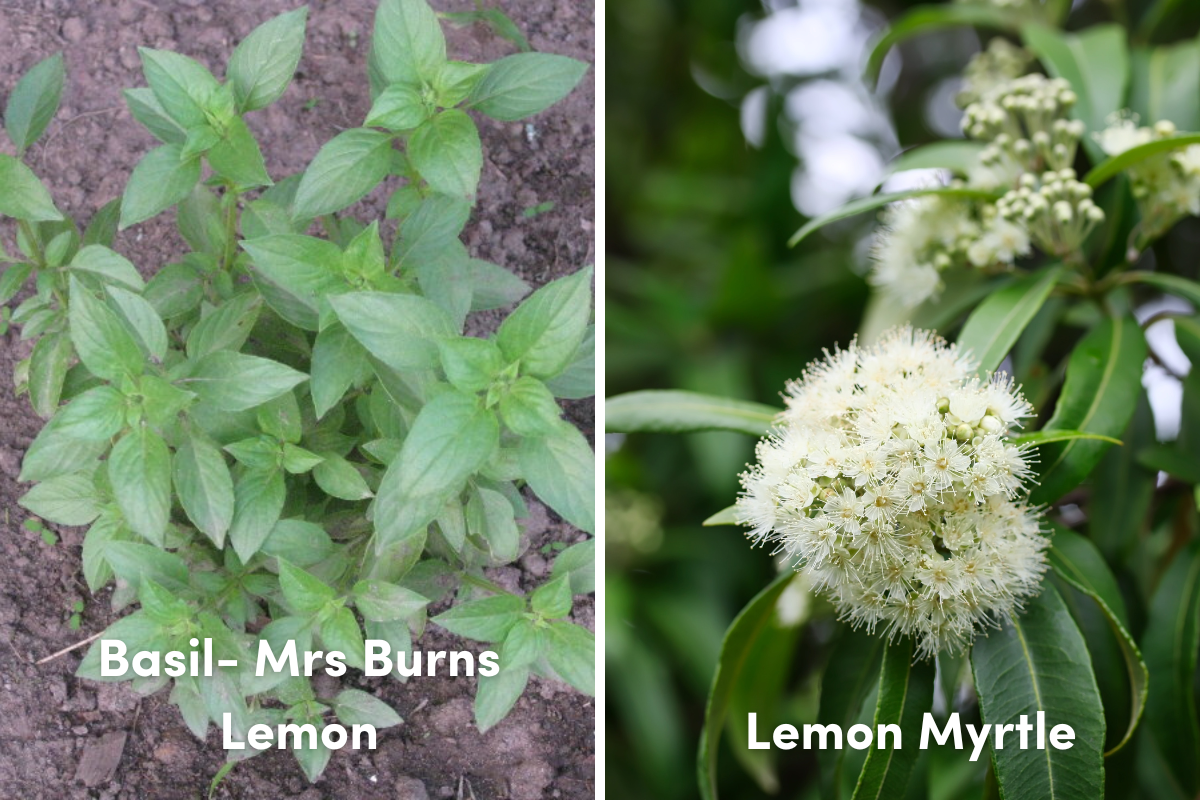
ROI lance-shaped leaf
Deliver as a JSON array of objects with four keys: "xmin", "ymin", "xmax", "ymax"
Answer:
[
  {"xmin": 184, "ymin": 351, "xmax": 307, "ymax": 412},
  {"xmin": 241, "ymin": 234, "xmax": 347, "ymax": 330},
  {"xmin": 0, "ymin": 154, "xmax": 63, "ymax": 221},
  {"xmin": 817, "ymin": 628, "xmax": 886, "ymax": 800},
  {"xmin": 1012, "ymin": 430, "xmax": 1123, "ymax": 447},
  {"xmin": 1085, "ymin": 133, "xmax": 1200, "ymax": 188},
  {"xmin": 108, "ymin": 426, "xmax": 172, "ymax": 547},
  {"xmin": 174, "ymin": 432, "xmax": 235, "ymax": 548},
  {"xmin": 1029, "ymin": 315, "xmax": 1146, "ymax": 505},
  {"xmin": 374, "ymin": 390, "xmax": 498, "ymax": 552},
  {"xmin": 1142, "ymin": 539, "xmax": 1200, "ymax": 795},
  {"xmin": 228, "ymin": 7, "xmax": 309, "ymax": 112},
  {"xmin": 851, "ymin": 637, "xmax": 936, "ymax": 800},
  {"xmin": 1022, "ymin": 24, "xmax": 1129, "ymax": 162},
  {"xmin": 328, "ymin": 291, "xmax": 456, "ymax": 372},
  {"xmin": 865, "ymin": 4, "xmax": 1025, "ymax": 83},
  {"xmin": 971, "ymin": 584, "xmax": 1105, "ymax": 800},
  {"xmin": 5, "ymin": 52, "xmax": 65, "ymax": 154},
  {"xmin": 292, "ymin": 128, "xmax": 393, "ymax": 219},
  {"xmin": 1048, "ymin": 525, "xmax": 1147, "ymax": 756},
  {"xmin": 957, "ymin": 266, "xmax": 1060, "ymax": 377},
  {"xmin": 788, "ymin": 190, "xmax": 999, "ymax": 248},
  {"xmin": 698, "ymin": 572, "xmax": 797, "ymax": 800},
  {"xmin": 606, "ymin": 390, "xmax": 780, "ymax": 437},
  {"xmin": 466, "ymin": 52, "xmax": 589, "ymax": 122},
  {"xmin": 516, "ymin": 422, "xmax": 595, "ymax": 534}
]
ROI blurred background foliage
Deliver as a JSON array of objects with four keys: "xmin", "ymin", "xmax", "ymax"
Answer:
[{"xmin": 605, "ymin": 0, "xmax": 1200, "ymax": 798}]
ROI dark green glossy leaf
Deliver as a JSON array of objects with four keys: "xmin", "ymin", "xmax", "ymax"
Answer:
[
  {"xmin": 957, "ymin": 266, "xmax": 1061, "ymax": 376},
  {"xmin": 606, "ymin": 390, "xmax": 780, "ymax": 437}
]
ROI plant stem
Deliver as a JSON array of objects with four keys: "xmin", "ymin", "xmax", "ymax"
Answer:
[{"xmin": 220, "ymin": 187, "xmax": 241, "ymax": 272}]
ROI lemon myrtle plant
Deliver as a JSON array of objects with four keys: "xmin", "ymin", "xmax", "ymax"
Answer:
[
  {"xmin": 1, "ymin": 0, "xmax": 593, "ymax": 782},
  {"xmin": 608, "ymin": 0, "xmax": 1200, "ymax": 798}
]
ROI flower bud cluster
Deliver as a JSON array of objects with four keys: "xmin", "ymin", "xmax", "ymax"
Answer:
[
  {"xmin": 964, "ymin": 75, "xmax": 1083, "ymax": 172},
  {"xmin": 736, "ymin": 328, "xmax": 1047, "ymax": 657},
  {"xmin": 1094, "ymin": 114, "xmax": 1200, "ymax": 241},
  {"xmin": 996, "ymin": 169, "xmax": 1104, "ymax": 256},
  {"xmin": 957, "ymin": 39, "xmax": 1034, "ymax": 108}
]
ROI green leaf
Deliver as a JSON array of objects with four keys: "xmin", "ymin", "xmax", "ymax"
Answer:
[
  {"xmin": 292, "ymin": 128, "xmax": 393, "ymax": 219},
  {"xmin": 328, "ymin": 291, "xmax": 455, "ymax": 371},
  {"xmin": 531, "ymin": 575, "xmax": 572, "ymax": 619},
  {"xmin": 544, "ymin": 325, "xmax": 594, "ymax": 400},
  {"xmin": 185, "ymin": 292, "xmax": 261, "ymax": 360},
  {"xmin": 68, "ymin": 277, "xmax": 143, "ymax": 381},
  {"xmin": 28, "ymin": 331, "xmax": 72, "ymax": 419},
  {"xmin": 438, "ymin": 337, "xmax": 505, "ymax": 394},
  {"xmin": 1030, "ymin": 316, "xmax": 1146, "ymax": 505},
  {"xmin": 408, "ymin": 110, "xmax": 482, "ymax": 199},
  {"xmin": 433, "ymin": 60, "xmax": 491, "ymax": 107},
  {"xmin": 138, "ymin": 48, "xmax": 222, "ymax": 129},
  {"xmin": 69, "ymin": 245, "xmax": 145, "ymax": 292},
  {"xmin": 1048, "ymin": 525, "xmax": 1147, "ymax": 756},
  {"xmin": 545, "ymin": 621, "xmax": 593, "ymax": 695},
  {"xmin": 865, "ymin": 4, "xmax": 1024, "ymax": 84},
  {"xmin": 77, "ymin": 611, "xmax": 166, "ymax": 682},
  {"xmin": 1090, "ymin": 391, "xmax": 1155, "ymax": 562},
  {"xmin": 352, "ymin": 580, "xmax": 428, "ymax": 622},
  {"xmin": 263, "ymin": 519, "xmax": 335, "ymax": 567},
  {"xmin": 971, "ymin": 583, "xmax": 1105, "ymax": 800},
  {"xmin": 1129, "ymin": 38, "xmax": 1200, "ymax": 133},
  {"xmin": 82, "ymin": 199, "xmax": 120, "ymax": 248},
  {"xmin": 516, "ymin": 422, "xmax": 594, "ymax": 534},
  {"xmin": 105, "ymin": 541, "xmax": 189, "ymax": 595},
  {"xmin": 54, "ymin": 385, "xmax": 125, "ymax": 441},
  {"xmin": 1022, "ymin": 24, "xmax": 1129, "ymax": 161},
  {"xmin": 229, "ymin": 467, "xmax": 286, "ymax": 562},
  {"xmin": 310, "ymin": 323, "xmax": 369, "ymax": 418},
  {"xmin": 469, "ymin": 259, "xmax": 531, "ymax": 311},
  {"xmin": 496, "ymin": 266, "xmax": 593, "ymax": 379},
  {"xmin": 369, "ymin": 0, "xmax": 446, "ymax": 88},
  {"xmin": 18, "ymin": 473, "xmax": 100, "ymax": 526},
  {"xmin": 123, "ymin": 87, "xmax": 185, "ymax": 144},
  {"xmin": 394, "ymin": 193, "xmax": 471, "ymax": 270},
  {"xmin": 241, "ymin": 234, "xmax": 347, "ymax": 330},
  {"xmin": 144, "ymin": 260, "xmax": 204, "ymax": 319},
  {"xmin": 957, "ymin": 266, "xmax": 1061, "ymax": 377},
  {"xmin": 551, "ymin": 539, "xmax": 594, "ymax": 595},
  {"xmin": 1085, "ymin": 133, "xmax": 1200, "ymax": 188},
  {"xmin": 1142, "ymin": 539, "xmax": 1200, "ymax": 795},
  {"xmin": 788, "ymin": 186, "xmax": 1000, "ymax": 248},
  {"xmin": 885, "ymin": 140, "xmax": 986, "ymax": 178},
  {"xmin": 278, "ymin": 558, "xmax": 336, "ymax": 615},
  {"xmin": 228, "ymin": 7, "xmax": 308, "ymax": 112},
  {"xmin": 365, "ymin": 83, "xmax": 429, "ymax": 130},
  {"xmin": 174, "ymin": 432, "xmax": 235, "ymax": 548},
  {"xmin": 467, "ymin": 53, "xmax": 588, "ymax": 122},
  {"xmin": 106, "ymin": 286, "xmax": 168, "ymax": 362},
  {"xmin": 0, "ymin": 154, "xmax": 63, "ymax": 221},
  {"xmin": 500, "ymin": 376, "xmax": 562, "ymax": 437},
  {"xmin": 851, "ymin": 637, "xmax": 935, "ymax": 800},
  {"xmin": 374, "ymin": 390, "xmax": 499, "ymax": 551},
  {"xmin": 311, "ymin": 453, "xmax": 372, "ymax": 501},
  {"xmin": 119, "ymin": 144, "xmax": 201, "ymax": 229},
  {"xmin": 108, "ymin": 426, "xmax": 172, "ymax": 546},
  {"xmin": 320, "ymin": 606, "xmax": 365, "ymax": 670},
  {"xmin": 432, "ymin": 594, "xmax": 524, "ymax": 641},
  {"xmin": 606, "ymin": 390, "xmax": 780, "ymax": 436},
  {"xmin": 1121, "ymin": 271, "xmax": 1200, "ymax": 307},
  {"xmin": 1012, "ymin": 429, "xmax": 1123, "ymax": 447},
  {"xmin": 703, "ymin": 506, "xmax": 739, "ymax": 527},
  {"xmin": 207, "ymin": 117, "xmax": 272, "ymax": 189},
  {"xmin": 816, "ymin": 628, "xmax": 886, "ymax": 800},
  {"xmin": 20, "ymin": 408, "xmax": 110, "ymax": 483},
  {"xmin": 185, "ymin": 351, "xmax": 308, "ymax": 412},
  {"xmin": 466, "ymin": 485, "xmax": 520, "ymax": 561},
  {"xmin": 475, "ymin": 666, "xmax": 529, "ymax": 733},
  {"xmin": 5, "ymin": 52, "xmax": 65, "ymax": 154},
  {"xmin": 698, "ymin": 572, "xmax": 797, "ymax": 800},
  {"xmin": 0, "ymin": 262, "xmax": 34, "ymax": 304},
  {"xmin": 333, "ymin": 689, "xmax": 402, "ymax": 728}
]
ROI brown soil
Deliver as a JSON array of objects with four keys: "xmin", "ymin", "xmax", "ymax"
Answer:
[{"xmin": 0, "ymin": 1, "xmax": 595, "ymax": 798}]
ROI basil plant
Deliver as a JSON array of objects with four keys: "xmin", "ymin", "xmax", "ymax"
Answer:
[{"xmin": 2, "ymin": 0, "xmax": 593, "ymax": 782}]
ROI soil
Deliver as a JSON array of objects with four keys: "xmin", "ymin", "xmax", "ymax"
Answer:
[{"xmin": 0, "ymin": 1, "xmax": 595, "ymax": 798}]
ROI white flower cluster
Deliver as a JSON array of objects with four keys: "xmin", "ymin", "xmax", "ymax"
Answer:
[
  {"xmin": 869, "ymin": 194, "xmax": 1031, "ymax": 307},
  {"xmin": 996, "ymin": 169, "xmax": 1104, "ymax": 256},
  {"xmin": 1094, "ymin": 114, "xmax": 1200, "ymax": 242},
  {"xmin": 735, "ymin": 328, "xmax": 1048, "ymax": 657},
  {"xmin": 964, "ymin": 74, "xmax": 1084, "ymax": 173},
  {"xmin": 957, "ymin": 39, "xmax": 1033, "ymax": 108}
]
